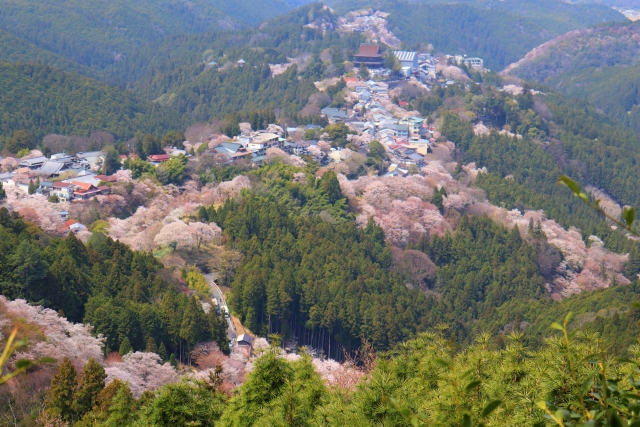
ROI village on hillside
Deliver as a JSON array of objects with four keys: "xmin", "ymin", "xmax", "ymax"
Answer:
[{"xmin": 0, "ymin": 9, "xmax": 488, "ymax": 223}]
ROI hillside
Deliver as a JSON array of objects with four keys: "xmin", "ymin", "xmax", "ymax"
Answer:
[
  {"xmin": 0, "ymin": 29, "xmax": 94, "ymax": 77},
  {"xmin": 102, "ymin": 4, "xmax": 362, "ymax": 122},
  {"xmin": 573, "ymin": 0, "xmax": 639, "ymax": 7},
  {"xmin": 0, "ymin": 62, "xmax": 184, "ymax": 142},
  {"xmin": 0, "ymin": 0, "xmax": 312, "ymax": 70},
  {"xmin": 505, "ymin": 20, "xmax": 640, "ymax": 133},
  {"xmin": 5, "ymin": 1, "xmax": 640, "ymax": 425},
  {"xmin": 329, "ymin": 0, "xmax": 625, "ymax": 69}
]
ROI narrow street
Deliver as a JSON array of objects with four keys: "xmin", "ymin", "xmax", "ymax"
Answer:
[{"xmin": 203, "ymin": 273, "xmax": 237, "ymax": 346}]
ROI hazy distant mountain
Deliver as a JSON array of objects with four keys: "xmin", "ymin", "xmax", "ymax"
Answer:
[
  {"xmin": 505, "ymin": 20, "xmax": 640, "ymax": 134},
  {"xmin": 0, "ymin": 0, "xmax": 313, "ymax": 70},
  {"xmin": 571, "ymin": 0, "xmax": 640, "ymax": 8}
]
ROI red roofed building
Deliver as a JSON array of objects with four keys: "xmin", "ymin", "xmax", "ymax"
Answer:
[
  {"xmin": 63, "ymin": 219, "xmax": 76, "ymax": 229},
  {"xmin": 71, "ymin": 181, "xmax": 102, "ymax": 200},
  {"xmin": 148, "ymin": 154, "xmax": 170, "ymax": 163},
  {"xmin": 70, "ymin": 181, "xmax": 95, "ymax": 191},
  {"xmin": 353, "ymin": 44, "xmax": 384, "ymax": 68}
]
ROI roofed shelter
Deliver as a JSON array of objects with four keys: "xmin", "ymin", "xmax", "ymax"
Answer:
[{"xmin": 353, "ymin": 44, "xmax": 384, "ymax": 68}]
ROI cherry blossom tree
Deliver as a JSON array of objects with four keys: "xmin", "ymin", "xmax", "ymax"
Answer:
[
  {"xmin": 0, "ymin": 297, "xmax": 104, "ymax": 368},
  {"xmin": 0, "ymin": 157, "xmax": 18, "ymax": 172},
  {"xmin": 154, "ymin": 220, "xmax": 192, "ymax": 248},
  {"xmin": 188, "ymin": 221, "xmax": 222, "ymax": 248},
  {"xmin": 104, "ymin": 352, "xmax": 178, "ymax": 397}
]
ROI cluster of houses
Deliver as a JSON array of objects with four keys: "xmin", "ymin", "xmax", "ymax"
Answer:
[
  {"xmin": 1, "ymin": 151, "xmax": 116, "ymax": 202},
  {"xmin": 202, "ymin": 71, "xmax": 441, "ymax": 174},
  {"xmin": 326, "ymin": 77, "xmax": 441, "ymax": 175},
  {"xmin": 352, "ymin": 43, "xmax": 484, "ymax": 82},
  {"xmin": 210, "ymin": 131, "xmax": 288, "ymax": 165}
]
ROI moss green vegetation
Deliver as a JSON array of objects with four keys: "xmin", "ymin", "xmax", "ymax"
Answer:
[{"xmin": 0, "ymin": 62, "xmax": 183, "ymax": 141}]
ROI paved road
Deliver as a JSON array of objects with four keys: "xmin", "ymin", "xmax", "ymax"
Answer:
[{"xmin": 204, "ymin": 273, "xmax": 237, "ymax": 344}]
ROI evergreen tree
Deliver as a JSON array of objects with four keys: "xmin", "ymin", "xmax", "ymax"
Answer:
[
  {"xmin": 0, "ymin": 181, "xmax": 5, "ymax": 200},
  {"xmin": 626, "ymin": 245, "xmax": 640, "ymax": 280},
  {"xmin": 9, "ymin": 240, "xmax": 48, "ymax": 299},
  {"xmin": 207, "ymin": 309, "xmax": 230, "ymax": 355},
  {"xmin": 197, "ymin": 206, "xmax": 208, "ymax": 222},
  {"xmin": 28, "ymin": 179, "xmax": 36, "ymax": 195},
  {"xmin": 431, "ymin": 187, "xmax": 447, "ymax": 213},
  {"xmin": 45, "ymin": 358, "xmax": 78, "ymax": 422},
  {"xmin": 73, "ymin": 358, "xmax": 106, "ymax": 417},
  {"xmin": 180, "ymin": 297, "xmax": 204, "ymax": 363},
  {"xmin": 95, "ymin": 379, "xmax": 126, "ymax": 414},
  {"xmin": 140, "ymin": 381, "xmax": 226, "ymax": 427},
  {"xmin": 119, "ymin": 337, "xmax": 132, "ymax": 356},
  {"xmin": 145, "ymin": 337, "xmax": 158, "ymax": 354},
  {"xmin": 218, "ymin": 347, "xmax": 293, "ymax": 426},
  {"xmin": 102, "ymin": 145, "xmax": 122, "ymax": 175},
  {"xmin": 158, "ymin": 342, "xmax": 168, "ymax": 361},
  {"xmin": 320, "ymin": 170, "xmax": 343, "ymax": 204},
  {"xmin": 169, "ymin": 354, "xmax": 177, "ymax": 367},
  {"xmin": 104, "ymin": 385, "xmax": 135, "ymax": 427}
]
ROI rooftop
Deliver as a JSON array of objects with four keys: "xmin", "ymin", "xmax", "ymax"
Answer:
[
  {"xmin": 356, "ymin": 44, "xmax": 382, "ymax": 58},
  {"xmin": 19, "ymin": 156, "xmax": 48, "ymax": 166},
  {"xmin": 394, "ymin": 51, "xmax": 417, "ymax": 62},
  {"xmin": 251, "ymin": 133, "xmax": 280, "ymax": 144},
  {"xmin": 39, "ymin": 160, "xmax": 66, "ymax": 176},
  {"xmin": 52, "ymin": 182, "xmax": 74, "ymax": 189},
  {"xmin": 75, "ymin": 151, "xmax": 103, "ymax": 159}
]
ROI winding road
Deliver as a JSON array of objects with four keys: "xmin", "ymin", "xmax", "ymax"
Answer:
[{"xmin": 204, "ymin": 273, "xmax": 237, "ymax": 345}]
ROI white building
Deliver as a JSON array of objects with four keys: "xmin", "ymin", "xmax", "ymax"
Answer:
[
  {"xmin": 454, "ymin": 55, "xmax": 484, "ymax": 70},
  {"xmin": 393, "ymin": 51, "xmax": 418, "ymax": 76},
  {"xmin": 246, "ymin": 132, "xmax": 281, "ymax": 153}
]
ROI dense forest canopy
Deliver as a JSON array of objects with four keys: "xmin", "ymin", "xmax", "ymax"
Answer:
[
  {"xmin": 0, "ymin": 0, "xmax": 313, "ymax": 69},
  {"xmin": 0, "ymin": 62, "xmax": 184, "ymax": 142}
]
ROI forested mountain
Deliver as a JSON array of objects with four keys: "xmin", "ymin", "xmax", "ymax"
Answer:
[
  {"xmin": 0, "ymin": 29, "xmax": 94, "ymax": 77},
  {"xmin": 329, "ymin": 0, "xmax": 625, "ymax": 69},
  {"xmin": 0, "ymin": 62, "xmax": 184, "ymax": 142},
  {"xmin": 0, "ymin": 0, "xmax": 312, "ymax": 70},
  {"xmin": 506, "ymin": 20, "xmax": 640, "ymax": 135},
  {"xmin": 100, "ymin": 4, "xmax": 362, "ymax": 122},
  {"xmin": 0, "ymin": 207, "xmax": 228, "ymax": 364}
]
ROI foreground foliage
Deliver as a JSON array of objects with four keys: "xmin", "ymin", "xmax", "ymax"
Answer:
[{"xmin": 36, "ymin": 315, "xmax": 640, "ymax": 426}]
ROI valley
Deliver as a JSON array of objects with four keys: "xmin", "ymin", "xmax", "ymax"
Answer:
[{"xmin": 1, "ymin": 1, "xmax": 640, "ymax": 426}]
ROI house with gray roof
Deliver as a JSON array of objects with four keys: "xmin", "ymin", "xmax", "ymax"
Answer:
[
  {"xmin": 38, "ymin": 160, "xmax": 67, "ymax": 178},
  {"xmin": 19, "ymin": 157, "xmax": 48, "ymax": 169},
  {"xmin": 321, "ymin": 107, "xmax": 349, "ymax": 122}
]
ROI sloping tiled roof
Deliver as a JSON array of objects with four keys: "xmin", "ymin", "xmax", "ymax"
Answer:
[
  {"xmin": 19, "ymin": 156, "xmax": 48, "ymax": 166},
  {"xmin": 52, "ymin": 182, "xmax": 73, "ymax": 188},
  {"xmin": 148, "ymin": 154, "xmax": 170, "ymax": 161},
  {"xmin": 39, "ymin": 161, "xmax": 65, "ymax": 176},
  {"xmin": 356, "ymin": 44, "xmax": 381, "ymax": 57},
  {"xmin": 70, "ymin": 181, "xmax": 95, "ymax": 191}
]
